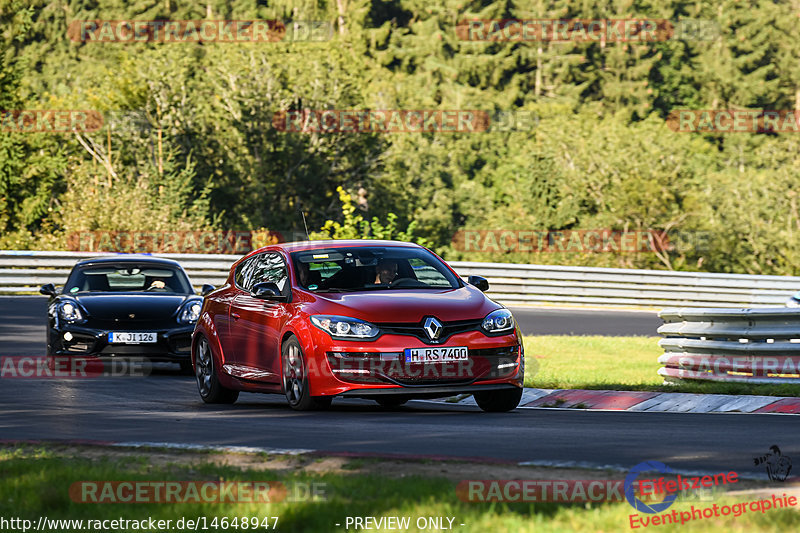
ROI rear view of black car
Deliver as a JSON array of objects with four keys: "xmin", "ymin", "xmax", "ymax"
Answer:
[{"xmin": 40, "ymin": 256, "xmax": 207, "ymax": 370}]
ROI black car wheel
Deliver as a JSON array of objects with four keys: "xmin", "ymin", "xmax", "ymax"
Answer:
[
  {"xmin": 194, "ymin": 336, "xmax": 238, "ymax": 404},
  {"xmin": 474, "ymin": 388, "xmax": 522, "ymax": 412},
  {"xmin": 282, "ymin": 336, "xmax": 331, "ymax": 411}
]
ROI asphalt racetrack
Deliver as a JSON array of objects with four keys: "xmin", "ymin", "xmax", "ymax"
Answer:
[{"xmin": 1, "ymin": 296, "xmax": 793, "ymax": 478}]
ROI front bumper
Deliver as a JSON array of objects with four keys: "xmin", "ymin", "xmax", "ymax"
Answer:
[
  {"xmin": 305, "ymin": 329, "xmax": 524, "ymax": 397},
  {"xmin": 48, "ymin": 324, "xmax": 194, "ymax": 362}
]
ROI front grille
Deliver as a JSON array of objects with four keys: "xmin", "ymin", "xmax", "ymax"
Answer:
[
  {"xmin": 326, "ymin": 344, "xmax": 520, "ymax": 385},
  {"xmin": 99, "ymin": 344, "xmax": 170, "ymax": 355},
  {"xmin": 90, "ymin": 319, "xmax": 174, "ymax": 330},
  {"xmin": 63, "ymin": 332, "xmax": 98, "ymax": 353},
  {"xmin": 473, "ymin": 345, "xmax": 520, "ymax": 380},
  {"xmin": 376, "ymin": 318, "xmax": 483, "ymax": 344}
]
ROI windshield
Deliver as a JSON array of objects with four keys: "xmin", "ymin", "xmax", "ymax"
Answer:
[
  {"xmin": 290, "ymin": 246, "xmax": 461, "ymax": 292},
  {"xmin": 65, "ymin": 264, "xmax": 194, "ymax": 295}
]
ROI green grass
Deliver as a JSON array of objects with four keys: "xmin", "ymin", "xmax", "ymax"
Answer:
[
  {"xmin": 522, "ymin": 335, "xmax": 800, "ymax": 397},
  {"xmin": 1, "ymin": 446, "xmax": 798, "ymax": 532}
]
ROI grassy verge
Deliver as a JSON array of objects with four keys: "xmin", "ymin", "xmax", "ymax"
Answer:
[
  {"xmin": 521, "ymin": 335, "xmax": 800, "ymax": 397},
  {"xmin": 1, "ymin": 445, "xmax": 798, "ymax": 533}
]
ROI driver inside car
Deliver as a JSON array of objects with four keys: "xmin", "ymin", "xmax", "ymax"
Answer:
[
  {"xmin": 374, "ymin": 259, "xmax": 399, "ymax": 284},
  {"xmin": 147, "ymin": 278, "xmax": 167, "ymax": 290}
]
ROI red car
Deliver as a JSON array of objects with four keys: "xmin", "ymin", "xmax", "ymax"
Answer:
[{"xmin": 191, "ymin": 240, "xmax": 524, "ymax": 411}]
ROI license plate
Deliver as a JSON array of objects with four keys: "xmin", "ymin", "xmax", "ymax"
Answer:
[
  {"xmin": 108, "ymin": 332, "xmax": 157, "ymax": 344},
  {"xmin": 404, "ymin": 346, "xmax": 468, "ymax": 363}
]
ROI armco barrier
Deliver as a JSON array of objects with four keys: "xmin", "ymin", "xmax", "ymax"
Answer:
[
  {"xmin": 658, "ymin": 308, "xmax": 800, "ymax": 383},
  {"xmin": 1, "ymin": 250, "xmax": 799, "ymax": 308}
]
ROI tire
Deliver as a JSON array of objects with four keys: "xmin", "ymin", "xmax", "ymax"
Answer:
[
  {"xmin": 194, "ymin": 336, "xmax": 238, "ymax": 404},
  {"xmin": 474, "ymin": 387, "xmax": 522, "ymax": 412},
  {"xmin": 282, "ymin": 336, "xmax": 331, "ymax": 411},
  {"xmin": 375, "ymin": 397, "xmax": 408, "ymax": 408}
]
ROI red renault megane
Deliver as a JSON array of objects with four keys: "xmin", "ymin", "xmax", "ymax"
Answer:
[{"xmin": 192, "ymin": 240, "xmax": 524, "ymax": 411}]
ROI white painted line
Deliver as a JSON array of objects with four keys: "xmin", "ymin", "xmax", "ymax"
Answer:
[
  {"xmin": 411, "ymin": 388, "xmax": 797, "ymax": 415},
  {"xmin": 519, "ymin": 388, "xmax": 556, "ymax": 406},
  {"xmin": 686, "ymin": 395, "xmax": 748, "ymax": 413},
  {"xmin": 714, "ymin": 396, "xmax": 781, "ymax": 413}
]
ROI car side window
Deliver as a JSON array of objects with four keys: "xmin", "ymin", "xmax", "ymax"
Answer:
[
  {"xmin": 234, "ymin": 258, "xmax": 252, "ymax": 291},
  {"xmin": 251, "ymin": 252, "xmax": 288, "ymax": 292}
]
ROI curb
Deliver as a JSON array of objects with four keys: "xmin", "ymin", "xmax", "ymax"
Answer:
[{"xmin": 430, "ymin": 388, "xmax": 800, "ymax": 414}]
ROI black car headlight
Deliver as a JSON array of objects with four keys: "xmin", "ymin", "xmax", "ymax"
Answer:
[
  {"xmin": 482, "ymin": 308, "xmax": 515, "ymax": 334},
  {"xmin": 310, "ymin": 315, "xmax": 380, "ymax": 340},
  {"xmin": 57, "ymin": 301, "xmax": 85, "ymax": 324},
  {"xmin": 178, "ymin": 300, "xmax": 203, "ymax": 324}
]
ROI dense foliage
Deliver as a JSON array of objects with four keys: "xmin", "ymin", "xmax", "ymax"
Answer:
[{"xmin": 2, "ymin": 0, "xmax": 800, "ymax": 274}]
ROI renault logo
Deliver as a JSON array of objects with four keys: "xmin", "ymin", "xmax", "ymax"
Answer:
[{"xmin": 423, "ymin": 317, "xmax": 443, "ymax": 341}]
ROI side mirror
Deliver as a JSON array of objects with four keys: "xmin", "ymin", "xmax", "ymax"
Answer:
[
  {"xmin": 251, "ymin": 281, "xmax": 287, "ymax": 301},
  {"xmin": 40, "ymin": 283, "xmax": 58, "ymax": 297},
  {"xmin": 467, "ymin": 275, "xmax": 489, "ymax": 292},
  {"xmin": 200, "ymin": 284, "xmax": 215, "ymax": 297}
]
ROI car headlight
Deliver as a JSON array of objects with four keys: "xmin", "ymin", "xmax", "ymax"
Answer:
[
  {"xmin": 179, "ymin": 300, "xmax": 203, "ymax": 324},
  {"xmin": 57, "ymin": 301, "xmax": 85, "ymax": 324},
  {"xmin": 310, "ymin": 315, "xmax": 380, "ymax": 339},
  {"xmin": 482, "ymin": 308, "xmax": 515, "ymax": 334}
]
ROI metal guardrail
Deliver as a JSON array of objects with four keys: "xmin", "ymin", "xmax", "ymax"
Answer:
[
  {"xmin": 658, "ymin": 308, "xmax": 800, "ymax": 384},
  {"xmin": 1, "ymin": 251, "xmax": 799, "ymax": 309}
]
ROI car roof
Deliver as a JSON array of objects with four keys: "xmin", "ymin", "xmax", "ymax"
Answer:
[
  {"xmin": 73, "ymin": 255, "xmax": 183, "ymax": 268},
  {"xmin": 270, "ymin": 240, "xmax": 425, "ymax": 253}
]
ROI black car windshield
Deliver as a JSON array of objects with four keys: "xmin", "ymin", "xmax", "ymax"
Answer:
[
  {"xmin": 65, "ymin": 264, "xmax": 193, "ymax": 294},
  {"xmin": 290, "ymin": 246, "xmax": 461, "ymax": 292}
]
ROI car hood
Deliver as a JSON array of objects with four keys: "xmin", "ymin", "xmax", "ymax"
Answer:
[
  {"xmin": 306, "ymin": 287, "xmax": 499, "ymax": 323},
  {"xmin": 72, "ymin": 293, "xmax": 194, "ymax": 320}
]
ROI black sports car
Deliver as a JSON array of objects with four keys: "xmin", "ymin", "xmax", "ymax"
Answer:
[{"xmin": 40, "ymin": 255, "xmax": 213, "ymax": 370}]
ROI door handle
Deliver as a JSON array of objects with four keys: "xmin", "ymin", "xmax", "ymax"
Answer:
[{"xmin": 231, "ymin": 312, "xmax": 241, "ymax": 320}]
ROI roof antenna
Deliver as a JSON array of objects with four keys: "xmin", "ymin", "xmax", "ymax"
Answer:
[{"xmin": 300, "ymin": 209, "xmax": 310, "ymax": 241}]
